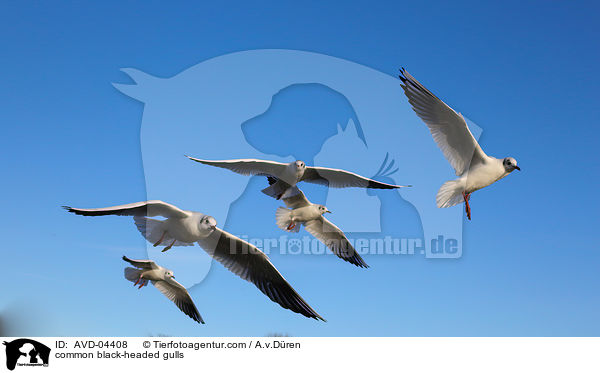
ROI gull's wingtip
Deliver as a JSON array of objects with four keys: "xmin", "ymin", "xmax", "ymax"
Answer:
[
  {"xmin": 399, "ymin": 67, "xmax": 408, "ymax": 83},
  {"xmin": 186, "ymin": 155, "xmax": 204, "ymax": 162},
  {"xmin": 62, "ymin": 205, "xmax": 78, "ymax": 214}
]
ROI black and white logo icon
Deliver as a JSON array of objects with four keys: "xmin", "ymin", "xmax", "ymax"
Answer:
[{"xmin": 3, "ymin": 339, "xmax": 50, "ymax": 371}]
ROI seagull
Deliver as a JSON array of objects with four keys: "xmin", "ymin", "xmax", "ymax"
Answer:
[
  {"xmin": 276, "ymin": 186, "xmax": 368, "ymax": 268},
  {"xmin": 63, "ymin": 201, "xmax": 324, "ymax": 321},
  {"xmin": 122, "ymin": 256, "xmax": 204, "ymax": 324},
  {"xmin": 186, "ymin": 156, "xmax": 410, "ymax": 200},
  {"xmin": 399, "ymin": 69, "xmax": 520, "ymax": 220}
]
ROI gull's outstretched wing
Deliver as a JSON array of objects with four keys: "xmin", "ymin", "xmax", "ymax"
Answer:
[
  {"xmin": 122, "ymin": 256, "xmax": 159, "ymax": 270},
  {"xmin": 153, "ymin": 278, "xmax": 205, "ymax": 324},
  {"xmin": 63, "ymin": 200, "xmax": 189, "ymax": 219},
  {"xmin": 197, "ymin": 228, "xmax": 325, "ymax": 321},
  {"xmin": 186, "ymin": 156, "xmax": 288, "ymax": 177},
  {"xmin": 303, "ymin": 218, "xmax": 369, "ymax": 268},
  {"xmin": 281, "ymin": 186, "xmax": 311, "ymax": 209},
  {"xmin": 301, "ymin": 166, "xmax": 408, "ymax": 189},
  {"xmin": 399, "ymin": 68, "xmax": 488, "ymax": 175}
]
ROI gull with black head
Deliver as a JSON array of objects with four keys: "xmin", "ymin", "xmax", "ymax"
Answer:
[
  {"xmin": 186, "ymin": 156, "xmax": 410, "ymax": 200},
  {"xmin": 63, "ymin": 200, "xmax": 324, "ymax": 321},
  {"xmin": 399, "ymin": 69, "xmax": 521, "ymax": 220},
  {"xmin": 276, "ymin": 186, "xmax": 368, "ymax": 268},
  {"xmin": 122, "ymin": 256, "xmax": 204, "ymax": 324}
]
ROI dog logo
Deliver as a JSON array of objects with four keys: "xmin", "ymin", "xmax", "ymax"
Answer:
[{"xmin": 3, "ymin": 339, "xmax": 50, "ymax": 370}]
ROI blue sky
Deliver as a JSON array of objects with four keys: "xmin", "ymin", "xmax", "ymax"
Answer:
[{"xmin": 1, "ymin": 1, "xmax": 598, "ymax": 336}]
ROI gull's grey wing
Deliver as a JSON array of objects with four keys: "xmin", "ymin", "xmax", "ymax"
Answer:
[
  {"xmin": 399, "ymin": 68, "xmax": 488, "ymax": 175},
  {"xmin": 122, "ymin": 256, "xmax": 159, "ymax": 270},
  {"xmin": 197, "ymin": 228, "xmax": 324, "ymax": 321},
  {"xmin": 301, "ymin": 166, "xmax": 408, "ymax": 189},
  {"xmin": 63, "ymin": 200, "xmax": 190, "ymax": 219},
  {"xmin": 303, "ymin": 217, "xmax": 368, "ymax": 268},
  {"xmin": 186, "ymin": 156, "xmax": 288, "ymax": 178},
  {"xmin": 153, "ymin": 279, "xmax": 204, "ymax": 324},
  {"xmin": 281, "ymin": 186, "xmax": 311, "ymax": 209}
]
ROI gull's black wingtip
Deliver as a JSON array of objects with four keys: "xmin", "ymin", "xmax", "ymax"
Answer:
[
  {"xmin": 399, "ymin": 67, "xmax": 408, "ymax": 83},
  {"xmin": 353, "ymin": 256, "xmax": 369, "ymax": 269}
]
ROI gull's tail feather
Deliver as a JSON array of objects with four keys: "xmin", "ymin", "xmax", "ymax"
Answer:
[
  {"xmin": 124, "ymin": 267, "xmax": 142, "ymax": 283},
  {"xmin": 262, "ymin": 178, "xmax": 290, "ymax": 200},
  {"xmin": 276, "ymin": 207, "xmax": 299, "ymax": 232},
  {"xmin": 134, "ymin": 216, "xmax": 163, "ymax": 243},
  {"xmin": 436, "ymin": 180, "xmax": 465, "ymax": 208}
]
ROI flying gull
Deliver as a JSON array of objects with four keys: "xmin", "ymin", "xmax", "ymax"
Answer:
[
  {"xmin": 64, "ymin": 201, "xmax": 324, "ymax": 320},
  {"xmin": 186, "ymin": 156, "xmax": 410, "ymax": 199},
  {"xmin": 123, "ymin": 256, "xmax": 204, "ymax": 324},
  {"xmin": 276, "ymin": 186, "xmax": 368, "ymax": 268},
  {"xmin": 399, "ymin": 69, "xmax": 520, "ymax": 220}
]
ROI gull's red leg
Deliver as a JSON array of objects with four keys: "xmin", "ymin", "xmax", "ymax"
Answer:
[
  {"xmin": 134, "ymin": 276, "xmax": 142, "ymax": 286},
  {"xmin": 463, "ymin": 191, "xmax": 472, "ymax": 220},
  {"xmin": 153, "ymin": 231, "xmax": 166, "ymax": 247},
  {"xmin": 162, "ymin": 239, "xmax": 176, "ymax": 252},
  {"xmin": 138, "ymin": 280, "xmax": 145, "ymax": 289},
  {"xmin": 287, "ymin": 221, "xmax": 296, "ymax": 231}
]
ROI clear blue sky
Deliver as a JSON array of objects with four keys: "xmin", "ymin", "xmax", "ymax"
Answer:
[{"xmin": 1, "ymin": 1, "xmax": 598, "ymax": 336}]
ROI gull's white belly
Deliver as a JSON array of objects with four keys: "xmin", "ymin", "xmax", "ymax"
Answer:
[
  {"xmin": 291, "ymin": 206, "xmax": 321, "ymax": 222},
  {"xmin": 141, "ymin": 268, "xmax": 164, "ymax": 281},
  {"xmin": 278, "ymin": 163, "xmax": 303, "ymax": 185},
  {"xmin": 464, "ymin": 164, "xmax": 506, "ymax": 193},
  {"xmin": 163, "ymin": 216, "xmax": 203, "ymax": 242}
]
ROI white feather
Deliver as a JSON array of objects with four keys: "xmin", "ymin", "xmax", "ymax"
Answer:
[
  {"xmin": 124, "ymin": 267, "xmax": 141, "ymax": 283},
  {"xmin": 436, "ymin": 180, "xmax": 465, "ymax": 208},
  {"xmin": 275, "ymin": 207, "xmax": 293, "ymax": 231}
]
